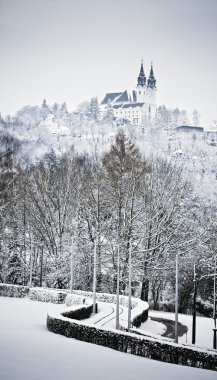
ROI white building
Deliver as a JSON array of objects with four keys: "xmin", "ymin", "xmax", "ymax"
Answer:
[
  {"xmin": 205, "ymin": 120, "xmax": 217, "ymax": 146},
  {"xmin": 101, "ymin": 61, "xmax": 157, "ymax": 126}
]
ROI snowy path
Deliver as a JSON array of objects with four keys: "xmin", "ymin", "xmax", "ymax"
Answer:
[
  {"xmin": 84, "ymin": 302, "xmax": 124, "ymax": 329},
  {"xmin": 0, "ymin": 297, "xmax": 216, "ymax": 380},
  {"xmin": 148, "ymin": 310, "xmax": 215, "ymax": 348}
]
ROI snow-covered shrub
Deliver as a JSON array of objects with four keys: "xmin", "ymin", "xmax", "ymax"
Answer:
[
  {"xmin": 61, "ymin": 303, "xmax": 95, "ymax": 320},
  {"xmin": 69, "ymin": 290, "xmax": 149, "ymax": 327},
  {"xmin": 47, "ymin": 309, "xmax": 217, "ymax": 371},
  {"xmin": 0, "ymin": 283, "xmax": 29, "ymax": 298},
  {"xmin": 131, "ymin": 302, "xmax": 149, "ymax": 327},
  {"xmin": 196, "ymin": 297, "xmax": 213, "ymax": 317},
  {"xmin": 65, "ymin": 294, "xmax": 91, "ymax": 306},
  {"xmin": 29, "ymin": 287, "xmax": 67, "ymax": 304}
]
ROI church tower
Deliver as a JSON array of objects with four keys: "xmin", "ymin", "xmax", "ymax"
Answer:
[
  {"xmin": 136, "ymin": 60, "xmax": 147, "ymax": 103},
  {"xmin": 146, "ymin": 62, "xmax": 157, "ymax": 120}
]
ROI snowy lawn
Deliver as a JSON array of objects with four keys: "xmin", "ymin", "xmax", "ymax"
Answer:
[
  {"xmin": 0, "ymin": 297, "xmax": 216, "ymax": 380},
  {"xmin": 148, "ymin": 310, "xmax": 215, "ymax": 348}
]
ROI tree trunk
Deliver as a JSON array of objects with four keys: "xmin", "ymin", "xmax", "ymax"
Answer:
[
  {"xmin": 39, "ymin": 246, "xmax": 43, "ymax": 287},
  {"xmin": 141, "ymin": 277, "xmax": 149, "ymax": 301}
]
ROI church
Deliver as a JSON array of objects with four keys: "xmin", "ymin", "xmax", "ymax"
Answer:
[{"xmin": 101, "ymin": 61, "xmax": 157, "ymax": 126}]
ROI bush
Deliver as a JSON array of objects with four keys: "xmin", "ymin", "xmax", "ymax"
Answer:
[
  {"xmin": 29, "ymin": 287, "xmax": 67, "ymax": 304},
  {"xmin": 62, "ymin": 304, "xmax": 96, "ymax": 320},
  {"xmin": 0, "ymin": 283, "xmax": 29, "ymax": 298},
  {"xmin": 196, "ymin": 297, "xmax": 213, "ymax": 318}
]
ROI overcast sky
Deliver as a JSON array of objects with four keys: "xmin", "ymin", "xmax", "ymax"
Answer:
[{"xmin": 0, "ymin": 0, "xmax": 216, "ymax": 126}]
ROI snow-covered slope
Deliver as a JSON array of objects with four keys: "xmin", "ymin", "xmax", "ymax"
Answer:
[{"xmin": 0, "ymin": 297, "xmax": 216, "ymax": 380}]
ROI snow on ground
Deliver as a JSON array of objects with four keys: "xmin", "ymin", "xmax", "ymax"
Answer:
[
  {"xmin": 0, "ymin": 297, "xmax": 216, "ymax": 380},
  {"xmin": 83, "ymin": 302, "xmax": 116, "ymax": 327},
  {"xmin": 83, "ymin": 302, "xmax": 164, "ymax": 335},
  {"xmin": 135, "ymin": 317, "xmax": 166, "ymax": 336},
  {"xmin": 149, "ymin": 310, "xmax": 215, "ymax": 349}
]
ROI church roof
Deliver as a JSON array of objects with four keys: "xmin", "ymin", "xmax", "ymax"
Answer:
[
  {"xmin": 101, "ymin": 92, "xmax": 123, "ymax": 105},
  {"xmin": 115, "ymin": 90, "xmax": 130, "ymax": 102},
  {"xmin": 101, "ymin": 90, "xmax": 136, "ymax": 105},
  {"xmin": 113, "ymin": 104, "xmax": 123, "ymax": 109},
  {"xmin": 122, "ymin": 102, "xmax": 144, "ymax": 108},
  {"xmin": 113, "ymin": 102, "xmax": 144, "ymax": 109}
]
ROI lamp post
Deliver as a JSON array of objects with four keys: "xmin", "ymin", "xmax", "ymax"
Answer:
[
  {"xmin": 70, "ymin": 238, "xmax": 74, "ymax": 294},
  {"xmin": 116, "ymin": 244, "xmax": 120, "ymax": 330},
  {"xmin": 213, "ymin": 255, "xmax": 217, "ymax": 349},
  {"xmin": 192, "ymin": 263, "xmax": 197, "ymax": 344},
  {"xmin": 39, "ymin": 244, "xmax": 43, "ymax": 287},
  {"xmin": 128, "ymin": 241, "xmax": 132, "ymax": 332},
  {"xmin": 93, "ymin": 236, "xmax": 98, "ymax": 314},
  {"xmin": 175, "ymin": 253, "xmax": 179, "ymax": 343},
  {"xmin": 29, "ymin": 232, "xmax": 33, "ymax": 287}
]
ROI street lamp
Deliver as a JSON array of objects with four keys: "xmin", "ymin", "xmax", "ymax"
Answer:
[
  {"xmin": 175, "ymin": 252, "xmax": 183, "ymax": 343},
  {"xmin": 116, "ymin": 244, "xmax": 120, "ymax": 330},
  {"xmin": 29, "ymin": 232, "xmax": 33, "ymax": 287},
  {"xmin": 192, "ymin": 263, "xmax": 197, "ymax": 344},
  {"xmin": 70, "ymin": 237, "xmax": 74, "ymax": 294},
  {"xmin": 92, "ymin": 236, "xmax": 98, "ymax": 314},
  {"xmin": 128, "ymin": 241, "xmax": 132, "ymax": 332},
  {"xmin": 175, "ymin": 253, "xmax": 179, "ymax": 343},
  {"xmin": 213, "ymin": 255, "xmax": 217, "ymax": 349}
]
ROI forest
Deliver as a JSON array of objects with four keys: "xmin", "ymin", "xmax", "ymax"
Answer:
[{"xmin": 0, "ymin": 109, "xmax": 216, "ymax": 316}]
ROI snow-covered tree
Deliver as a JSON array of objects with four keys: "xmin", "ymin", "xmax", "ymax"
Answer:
[
  {"xmin": 192, "ymin": 109, "xmax": 201, "ymax": 127},
  {"xmin": 40, "ymin": 99, "xmax": 50, "ymax": 120},
  {"xmin": 88, "ymin": 97, "xmax": 100, "ymax": 121}
]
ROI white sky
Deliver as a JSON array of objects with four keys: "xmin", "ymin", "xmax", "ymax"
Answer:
[{"xmin": 0, "ymin": 0, "xmax": 216, "ymax": 126}]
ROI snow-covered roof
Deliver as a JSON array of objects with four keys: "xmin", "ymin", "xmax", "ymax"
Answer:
[
  {"xmin": 101, "ymin": 90, "xmax": 138, "ymax": 105},
  {"xmin": 113, "ymin": 102, "xmax": 144, "ymax": 109},
  {"xmin": 101, "ymin": 92, "xmax": 123, "ymax": 105},
  {"xmin": 122, "ymin": 102, "xmax": 144, "ymax": 108},
  {"xmin": 176, "ymin": 125, "xmax": 204, "ymax": 132}
]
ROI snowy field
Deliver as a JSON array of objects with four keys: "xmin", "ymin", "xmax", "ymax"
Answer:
[{"xmin": 0, "ymin": 297, "xmax": 216, "ymax": 380}]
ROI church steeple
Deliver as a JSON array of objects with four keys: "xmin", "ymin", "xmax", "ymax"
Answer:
[
  {"xmin": 137, "ymin": 60, "xmax": 146, "ymax": 87},
  {"xmin": 147, "ymin": 62, "xmax": 156, "ymax": 89}
]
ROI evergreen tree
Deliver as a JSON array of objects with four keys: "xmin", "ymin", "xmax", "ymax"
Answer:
[
  {"xmin": 192, "ymin": 109, "xmax": 201, "ymax": 127},
  {"xmin": 89, "ymin": 97, "xmax": 100, "ymax": 121},
  {"xmin": 40, "ymin": 99, "xmax": 50, "ymax": 120},
  {"xmin": 104, "ymin": 99, "xmax": 115, "ymax": 124}
]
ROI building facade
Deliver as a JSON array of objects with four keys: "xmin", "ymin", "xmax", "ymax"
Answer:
[{"xmin": 101, "ymin": 61, "xmax": 157, "ymax": 126}]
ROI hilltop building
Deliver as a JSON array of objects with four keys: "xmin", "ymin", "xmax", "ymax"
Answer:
[{"xmin": 101, "ymin": 61, "xmax": 157, "ymax": 126}]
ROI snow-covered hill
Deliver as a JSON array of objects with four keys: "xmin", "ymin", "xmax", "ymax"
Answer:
[{"xmin": 0, "ymin": 297, "xmax": 216, "ymax": 380}]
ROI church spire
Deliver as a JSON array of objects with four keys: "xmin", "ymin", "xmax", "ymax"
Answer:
[
  {"xmin": 147, "ymin": 62, "xmax": 156, "ymax": 89},
  {"xmin": 137, "ymin": 59, "xmax": 146, "ymax": 87}
]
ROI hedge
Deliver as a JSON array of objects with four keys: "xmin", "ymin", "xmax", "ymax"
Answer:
[
  {"xmin": 29, "ymin": 287, "xmax": 67, "ymax": 304},
  {"xmin": 66, "ymin": 290, "xmax": 149, "ymax": 328},
  {"xmin": 0, "ymin": 283, "xmax": 29, "ymax": 298},
  {"xmin": 47, "ymin": 309, "xmax": 217, "ymax": 371}
]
